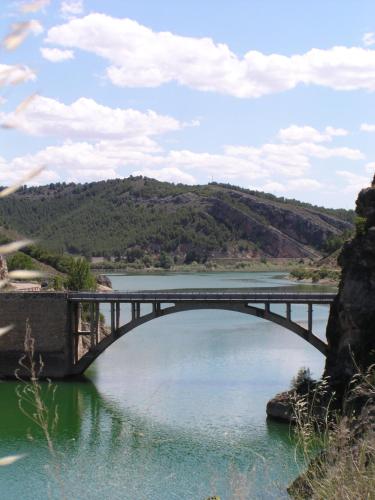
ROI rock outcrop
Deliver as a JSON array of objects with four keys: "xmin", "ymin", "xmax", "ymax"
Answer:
[
  {"xmin": 96, "ymin": 274, "xmax": 112, "ymax": 289},
  {"xmin": 324, "ymin": 176, "xmax": 375, "ymax": 395},
  {"xmin": 266, "ymin": 392, "xmax": 294, "ymax": 422}
]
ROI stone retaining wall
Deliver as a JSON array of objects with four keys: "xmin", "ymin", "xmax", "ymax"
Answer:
[{"xmin": 0, "ymin": 292, "xmax": 71, "ymax": 378}]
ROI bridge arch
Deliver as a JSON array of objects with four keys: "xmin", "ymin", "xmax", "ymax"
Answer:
[{"xmin": 72, "ymin": 301, "xmax": 328, "ymax": 375}]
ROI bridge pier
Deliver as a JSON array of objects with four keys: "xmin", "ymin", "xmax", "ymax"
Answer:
[
  {"xmin": 308, "ymin": 303, "xmax": 313, "ymax": 332},
  {"xmin": 115, "ymin": 303, "xmax": 120, "ymax": 330},
  {"xmin": 286, "ymin": 303, "xmax": 291, "ymax": 321},
  {"xmin": 111, "ymin": 302, "xmax": 115, "ymax": 336}
]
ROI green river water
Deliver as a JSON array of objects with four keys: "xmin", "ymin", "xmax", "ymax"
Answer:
[{"xmin": 0, "ymin": 272, "xmax": 333, "ymax": 499}]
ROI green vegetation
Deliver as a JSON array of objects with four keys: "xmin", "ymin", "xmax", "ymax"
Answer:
[
  {"xmin": 65, "ymin": 258, "xmax": 96, "ymax": 291},
  {"xmin": 0, "ymin": 177, "xmax": 354, "ymax": 263},
  {"xmin": 355, "ymin": 215, "xmax": 367, "ymax": 236},
  {"xmin": 22, "ymin": 244, "xmax": 74, "ymax": 273},
  {"xmin": 290, "ymin": 267, "xmax": 340, "ymax": 283},
  {"xmin": 6, "ymin": 252, "xmax": 36, "ymax": 272},
  {"xmin": 290, "ymin": 367, "xmax": 316, "ymax": 395},
  {"xmin": 158, "ymin": 251, "xmax": 173, "ymax": 269},
  {"xmin": 322, "ymin": 229, "xmax": 353, "ymax": 253},
  {"xmin": 52, "ymin": 274, "xmax": 65, "ymax": 291}
]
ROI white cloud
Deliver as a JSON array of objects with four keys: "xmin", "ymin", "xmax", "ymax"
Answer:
[
  {"xmin": 259, "ymin": 178, "xmax": 322, "ymax": 194},
  {"xmin": 360, "ymin": 123, "xmax": 375, "ymax": 132},
  {"xmin": 29, "ymin": 19, "xmax": 44, "ymax": 35},
  {"xmin": 0, "ymin": 108, "xmax": 363, "ymax": 192},
  {"xmin": 132, "ymin": 167, "xmax": 196, "ymax": 185},
  {"xmin": 363, "ymin": 32, "xmax": 375, "ymax": 47},
  {"xmin": 0, "ymin": 128, "xmax": 363, "ymax": 187},
  {"xmin": 0, "ymin": 95, "xmax": 182, "ymax": 140},
  {"xmin": 336, "ymin": 170, "xmax": 371, "ymax": 193},
  {"xmin": 0, "ymin": 64, "xmax": 36, "ymax": 86},
  {"xmin": 0, "ymin": 154, "xmax": 57, "ymax": 185},
  {"xmin": 288, "ymin": 178, "xmax": 322, "ymax": 189},
  {"xmin": 40, "ymin": 47, "xmax": 74, "ymax": 62},
  {"xmin": 60, "ymin": 1, "xmax": 84, "ymax": 19},
  {"xmin": 277, "ymin": 125, "xmax": 348, "ymax": 144},
  {"xmin": 260, "ymin": 181, "xmax": 286, "ymax": 193},
  {"xmin": 45, "ymin": 14, "xmax": 375, "ymax": 98},
  {"xmin": 325, "ymin": 126, "xmax": 348, "ymax": 137}
]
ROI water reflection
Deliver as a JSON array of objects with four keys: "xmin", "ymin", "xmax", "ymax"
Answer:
[{"xmin": 0, "ymin": 377, "xmax": 297, "ymax": 499}]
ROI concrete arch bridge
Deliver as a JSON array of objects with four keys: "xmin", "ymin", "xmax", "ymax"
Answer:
[{"xmin": 68, "ymin": 291, "xmax": 336, "ymax": 376}]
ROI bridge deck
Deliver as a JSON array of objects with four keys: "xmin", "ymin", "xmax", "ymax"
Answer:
[{"xmin": 68, "ymin": 291, "xmax": 336, "ymax": 304}]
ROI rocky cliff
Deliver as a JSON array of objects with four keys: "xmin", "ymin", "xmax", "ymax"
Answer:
[
  {"xmin": 267, "ymin": 177, "xmax": 375, "ymax": 421},
  {"xmin": 324, "ymin": 176, "xmax": 375, "ymax": 394}
]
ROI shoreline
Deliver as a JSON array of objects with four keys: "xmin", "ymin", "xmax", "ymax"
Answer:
[{"xmin": 91, "ymin": 258, "xmax": 307, "ymax": 275}]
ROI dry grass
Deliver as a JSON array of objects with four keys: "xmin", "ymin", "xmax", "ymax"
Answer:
[
  {"xmin": 16, "ymin": 319, "xmax": 66, "ymax": 500},
  {"xmin": 289, "ymin": 368, "xmax": 375, "ymax": 500}
]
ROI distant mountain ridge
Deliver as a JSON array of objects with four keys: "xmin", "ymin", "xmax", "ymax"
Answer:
[{"xmin": 0, "ymin": 177, "xmax": 354, "ymax": 261}]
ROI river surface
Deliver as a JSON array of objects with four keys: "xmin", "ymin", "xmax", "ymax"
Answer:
[{"xmin": 0, "ymin": 272, "xmax": 333, "ymax": 499}]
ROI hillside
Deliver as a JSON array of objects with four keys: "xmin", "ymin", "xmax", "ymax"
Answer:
[{"xmin": 0, "ymin": 177, "xmax": 354, "ymax": 262}]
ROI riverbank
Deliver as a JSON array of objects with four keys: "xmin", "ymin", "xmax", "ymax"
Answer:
[
  {"xmin": 91, "ymin": 257, "xmax": 308, "ymax": 274},
  {"xmin": 288, "ymin": 267, "xmax": 340, "ymax": 285}
]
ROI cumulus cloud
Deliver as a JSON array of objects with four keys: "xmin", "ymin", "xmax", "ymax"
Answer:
[
  {"xmin": 278, "ymin": 125, "xmax": 349, "ymax": 144},
  {"xmin": 0, "ymin": 124, "xmax": 363, "ymax": 186},
  {"xmin": 363, "ymin": 32, "xmax": 375, "ymax": 47},
  {"xmin": 0, "ymin": 95, "xmax": 182, "ymax": 140},
  {"xmin": 40, "ymin": 47, "xmax": 74, "ymax": 62},
  {"xmin": 260, "ymin": 178, "xmax": 321, "ymax": 193},
  {"xmin": 260, "ymin": 181, "xmax": 286, "ymax": 193},
  {"xmin": 360, "ymin": 123, "xmax": 375, "ymax": 132},
  {"xmin": 337, "ymin": 170, "xmax": 372, "ymax": 193},
  {"xmin": 0, "ymin": 97, "xmax": 363, "ymax": 193},
  {"xmin": 132, "ymin": 167, "xmax": 196, "ymax": 185},
  {"xmin": 0, "ymin": 64, "xmax": 36, "ymax": 86},
  {"xmin": 324, "ymin": 126, "xmax": 349, "ymax": 137},
  {"xmin": 60, "ymin": 1, "xmax": 84, "ymax": 19},
  {"xmin": 44, "ymin": 14, "xmax": 375, "ymax": 97},
  {"xmin": 288, "ymin": 178, "xmax": 322, "ymax": 189}
]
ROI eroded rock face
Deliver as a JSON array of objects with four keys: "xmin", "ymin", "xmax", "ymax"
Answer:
[{"xmin": 324, "ymin": 176, "xmax": 375, "ymax": 394}]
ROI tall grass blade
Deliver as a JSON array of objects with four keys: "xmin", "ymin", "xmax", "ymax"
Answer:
[
  {"xmin": 0, "ymin": 240, "xmax": 33, "ymax": 255},
  {"xmin": 0, "ymin": 324, "xmax": 13, "ymax": 338},
  {"xmin": 3, "ymin": 21, "xmax": 42, "ymax": 51},
  {"xmin": 0, "ymin": 454, "xmax": 25, "ymax": 466},
  {"xmin": 0, "ymin": 166, "xmax": 44, "ymax": 197},
  {"xmin": 8, "ymin": 270, "xmax": 45, "ymax": 279}
]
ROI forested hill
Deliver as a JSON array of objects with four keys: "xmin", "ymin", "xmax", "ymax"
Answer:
[{"xmin": 0, "ymin": 177, "xmax": 354, "ymax": 261}]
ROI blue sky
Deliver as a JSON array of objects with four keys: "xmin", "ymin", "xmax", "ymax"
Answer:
[{"xmin": 1, "ymin": 0, "xmax": 375, "ymax": 208}]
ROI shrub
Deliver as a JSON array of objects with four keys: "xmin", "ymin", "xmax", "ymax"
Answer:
[
  {"xmin": 52, "ymin": 275, "xmax": 65, "ymax": 291},
  {"xmin": 355, "ymin": 216, "xmax": 367, "ymax": 236},
  {"xmin": 65, "ymin": 258, "xmax": 96, "ymax": 291},
  {"xmin": 7, "ymin": 252, "xmax": 36, "ymax": 272},
  {"xmin": 290, "ymin": 367, "xmax": 316, "ymax": 395},
  {"xmin": 158, "ymin": 251, "xmax": 173, "ymax": 269}
]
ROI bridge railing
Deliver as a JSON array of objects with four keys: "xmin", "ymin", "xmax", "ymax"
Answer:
[{"xmin": 68, "ymin": 291, "xmax": 336, "ymax": 304}]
